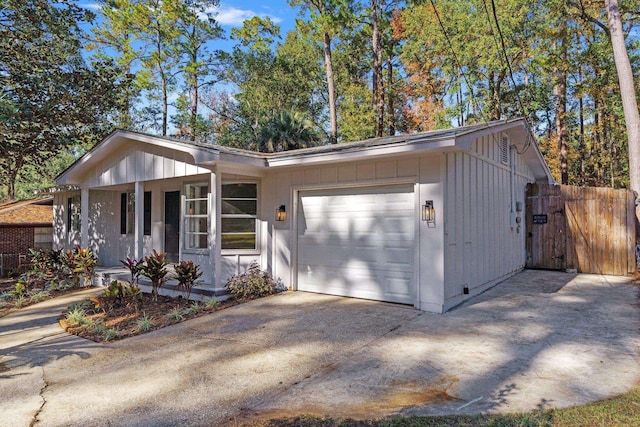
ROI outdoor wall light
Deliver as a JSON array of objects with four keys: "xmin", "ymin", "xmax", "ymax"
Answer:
[
  {"xmin": 422, "ymin": 200, "xmax": 435, "ymax": 224},
  {"xmin": 276, "ymin": 205, "xmax": 286, "ymax": 221}
]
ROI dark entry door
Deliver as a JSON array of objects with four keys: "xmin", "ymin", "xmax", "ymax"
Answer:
[{"xmin": 164, "ymin": 191, "xmax": 180, "ymax": 262}]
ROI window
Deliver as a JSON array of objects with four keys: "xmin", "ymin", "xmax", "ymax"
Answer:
[
  {"xmin": 221, "ymin": 183, "xmax": 257, "ymax": 250},
  {"xmin": 120, "ymin": 192, "xmax": 152, "ymax": 235},
  {"xmin": 185, "ymin": 183, "xmax": 208, "ymax": 250},
  {"xmin": 67, "ymin": 195, "xmax": 81, "ymax": 234}
]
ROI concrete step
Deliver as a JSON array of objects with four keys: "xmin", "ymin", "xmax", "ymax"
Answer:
[{"xmin": 94, "ymin": 270, "xmax": 230, "ymax": 303}]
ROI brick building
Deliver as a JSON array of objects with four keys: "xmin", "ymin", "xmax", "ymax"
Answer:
[{"xmin": 0, "ymin": 197, "xmax": 53, "ymax": 276}]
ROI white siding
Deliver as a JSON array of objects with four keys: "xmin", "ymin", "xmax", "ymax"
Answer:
[
  {"xmin": 257, "ymin": 155, "xmax": 445, "ymax": 312},
  {"xmin": 443, "ymin": 132, "xmax": 536, "ymax": 310},
  {"xmin": 86, "ymin": 143, "xmax": 212, "ymax": 188}
]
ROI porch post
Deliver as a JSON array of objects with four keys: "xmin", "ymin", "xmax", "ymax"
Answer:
[
  {"xmin": 209, "ymin": 170, "xmax": 221, "ymax": 288},
  {"xmin": 81, "ymin": 188, "xmax": 89, "ymax": 248},
  {"xmin": 134, "ymin": 181, "xmax": 144, "ymax": 259}
]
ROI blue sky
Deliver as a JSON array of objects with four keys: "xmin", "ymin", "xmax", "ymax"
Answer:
[
  {"xmin": 77, "ymin": 0, "xmax": 301, "ymax": 132},
  {"xmin": 80, "ymin": 0, "xmax": 299, "ymax": 42}
]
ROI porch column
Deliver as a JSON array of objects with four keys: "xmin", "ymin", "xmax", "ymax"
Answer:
[
  {"xmin": 134, "ymin": 181, "xmax": 144, "ymax": 259},
  {"xmin": 81, "ymin": 188, "xmax": 89, "ymax": 248},
  {"xmin": 209, "ymin": 170, "xmax": 221, "ymax": 288}
]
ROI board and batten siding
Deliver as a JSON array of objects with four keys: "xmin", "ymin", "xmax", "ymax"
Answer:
[
  {"xmin": 263, "ymin": 154, "xmax": 445, "ymax": 311},
  {"xmin": 443, "ymin": 133, "xmax": 536, "ymax": 310},
  {"xmin": 84, "ymin": 142, "xmax": 211, "ymax": 188}
]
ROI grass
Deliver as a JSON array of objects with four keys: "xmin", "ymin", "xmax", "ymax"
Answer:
[{"xmin": 242, "ymin": 387, "xmax": 640, "ymax": 426}]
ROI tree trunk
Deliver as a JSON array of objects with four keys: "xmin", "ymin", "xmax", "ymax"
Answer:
[
  {"xmin": 371, "ymin": 0, "xmax": 384, "ymax": 137},
  {"xmin": 554, "ymin": 22, "xmax": 568, "ymax": 185},
  {"xmin": 190, "ymin": 26, "xmax": 198, "ymax": 141},
  {"xmin": 606, "ymin": 0, "xmax": 640, "ymax": 220},
  {"xmin": 387, "ymin": 57, "xmax": 395, "ymax": 135},
  {"xmin": 323, "ymin": 31, "xmax": 338, "ymax": 143},
  {"xmin": 161, "ymin": 69, "xmax": 168, "ymax": 136}
]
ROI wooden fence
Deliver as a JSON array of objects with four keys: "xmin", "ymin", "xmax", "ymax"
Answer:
[{"xmin": 526, "ymin": 184, "xmax": 637, "ymax": 275}]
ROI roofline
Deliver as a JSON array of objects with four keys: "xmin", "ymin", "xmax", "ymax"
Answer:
[
  {"xmin": 0, "ymin": 223, "xmax": 52, "ymax": 228},
  {"xmin": 55, "ymin": 119, "xmax": 553, "ymax": 184}
]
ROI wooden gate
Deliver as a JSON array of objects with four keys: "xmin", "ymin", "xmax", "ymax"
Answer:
[{"xmin": 526, "ymin": 184, "xmax": 637, "ymax": 275}]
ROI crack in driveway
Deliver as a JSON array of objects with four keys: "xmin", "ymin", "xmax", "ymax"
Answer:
[{"xmin": 29, "ymin": 366, "xmax": 48, "ymax": 427}]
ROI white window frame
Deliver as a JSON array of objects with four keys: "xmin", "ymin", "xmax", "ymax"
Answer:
[
  {"xmin": 184, "ymin": 182, "xmax": 209, "ymax": 252},
  {"xmin": 126, "ymin": 192, "xmax": 135, "ymax": 235},
  {"xmin": 221, "ymin": 182, "xmax": 259, "ymax": 253},
  {"xmin": 67, "ymin": 195, "xmax": 81, "ymax": 235}
]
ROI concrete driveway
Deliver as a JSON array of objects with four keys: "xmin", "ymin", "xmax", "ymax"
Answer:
[{"xmin": 0, "ymin": 270, "xmax": 638, "ymax": 426}]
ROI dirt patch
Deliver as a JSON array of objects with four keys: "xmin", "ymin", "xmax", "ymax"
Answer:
[
  {"xmin": 60, "ymin": 292, "xmax": 241, "ymax": 343},
  {"xmin": 239, "ymin": 376, "xmax": 461, "ymax": 424}
]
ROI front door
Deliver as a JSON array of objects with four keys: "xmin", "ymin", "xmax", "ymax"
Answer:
[{"xmin": 164, "ymin": 191, "xmax": 180, "ymax": 262}]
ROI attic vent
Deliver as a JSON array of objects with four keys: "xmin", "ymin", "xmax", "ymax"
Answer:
[{"xmin": 501, "ymin": 135, "xmax": 509, "ymax": 164}]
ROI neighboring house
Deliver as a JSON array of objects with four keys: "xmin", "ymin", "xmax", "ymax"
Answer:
[
  {"xmin": 0, "ymin": 197, "xmax": 53, "ymax": 275},
  {"xmin": 53, "ymin": 118, "xmax": 553, "ymax": 313}
]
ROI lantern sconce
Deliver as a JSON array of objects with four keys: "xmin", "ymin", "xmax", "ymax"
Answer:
[
  {"xmin": 422, "ymin": 200, "xmax": 435, "ymax": 225},
  {"xmin": 276, "ymin": 205, "xmax": 286, "ymax": 222}
]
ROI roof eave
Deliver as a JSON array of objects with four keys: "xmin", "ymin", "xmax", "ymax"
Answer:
[
  {"xmin": 56, "ymin": 130, "xmax": 222, "ymax": 185},
  {"xmin": 266, "ymin": 137, "xmax": 458, "ymax": 168}
]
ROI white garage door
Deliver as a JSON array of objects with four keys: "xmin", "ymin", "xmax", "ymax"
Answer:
[{"xmin": 297, "ymin": 185, "xmax": 415, "ymax": 305}]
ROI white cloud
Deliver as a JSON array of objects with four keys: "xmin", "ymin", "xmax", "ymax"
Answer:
[
  {"xmin": 207, "ymin": 5, "xmax": 282, "ymax": 26},
  {"xmin": 82, "ymin": 3, "xmax": 102, "ymax": 11}
]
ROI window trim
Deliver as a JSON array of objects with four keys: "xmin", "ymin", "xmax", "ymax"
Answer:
[
  {"xmin": 67, "ymin": 195, "xmax": 81, "ymax": 235},
  {"xmin": 183, "ymin": 182, "xmax": 210, "ymax": 252},
  {"xmin": 120, "ymin": 191, "xmax": 152, "ymax": 236},
  {"xmin": 221, "ymin": 181, "xmax": 259, "ymax": 254}
]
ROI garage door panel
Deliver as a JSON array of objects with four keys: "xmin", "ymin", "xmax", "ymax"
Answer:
[{"xmin": 297, "ymin": 185, "xmax": 415, "ymax": 305}]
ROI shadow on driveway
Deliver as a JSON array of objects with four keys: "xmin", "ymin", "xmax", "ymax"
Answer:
[{"xmin": 0, "ymin": 270, "xmax": 637, "ymax": 427}]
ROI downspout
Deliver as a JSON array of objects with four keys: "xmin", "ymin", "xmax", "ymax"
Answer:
[{"xmin": 509, "ymin": 136, "xmax": 518, "ymax": 232}]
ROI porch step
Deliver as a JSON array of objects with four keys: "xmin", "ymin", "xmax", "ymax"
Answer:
[{"xmin": 95, "ymin": 269, "xmax": 230, "ymax": 303}]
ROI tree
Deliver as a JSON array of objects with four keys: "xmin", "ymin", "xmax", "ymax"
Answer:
[
  {"xmin": 605, "ymin": 0, "xmax": 640, "ymax": 220},
  {"xmin": 290, "ymin": 0, "xmax": 354, "ymax": 143},
  {"xmin": 88, "ymin": 0, "xmax": 148, "ymax": 129},
  {"xmin": 173, "ymin": 0, "xmax": 223, "ymax": 141},
  {"xmin": 207, "ymin": 17, "xmax": 326, "ymax": 149},
  {"xmin": 136, "ymin": 0, "xmax": 182, "ymax": 136},
  {"xmin": 0, "ymin": 0, "xmax": 126, "ymax": 200},
  {"xmin": 258, "ymin": 111, "xmax": 321, "ymax": 152}
]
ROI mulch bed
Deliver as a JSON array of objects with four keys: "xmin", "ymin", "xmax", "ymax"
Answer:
[
  {"xmin": 0, "ymin": 277, "xmax": 81, "ymax": 317},
  {"xmin": 60, "ymin": 292, "xmax": 241, "ymax": 343}
]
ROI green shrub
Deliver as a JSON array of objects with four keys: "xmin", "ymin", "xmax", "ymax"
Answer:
[
  {"xmin": 120, "ymin": 257, "xmax": 143, "ymax": 287},
  {"xmin": 184, "ymin": 301, "xmax": 201, "ymax": 315},
  {"xmin": 90, "ymin": 322, "xmax": 105, "ymax": 335},
  {"xmin": 103, "ymin": 328, "xmax": 119, "ymax": 341},
  {"xmin": 29, "ymin": 291, "xmax": 50, "ymax": 304},
  {"xmin": 65, "ymin": 306, "xmax": 87, "ymax": 326},
  {"xmin": 28, "ymin": 248, "xmax": 64, "ymax": 275},
  {"xmin": 224, "ymin": 262, "xmax": 283, "ymax": 300},
  {"xmin": 63, "ymin": 246, "xmax": 98, "ymax": 288},
  {"xmin": 205, "ymin": 296, "xmax": 218, "ymax": 309},
  {"xmin": 167, "ymin": 307, "xmax": 184, "ymax": 321},
  {"xmin": 13, "ymin": 296, "xmax": 25, "ymax": 308},
  {"xmin": 12, "ymin": 280, "xmax": 28, "ymax": 297},
  {"xmin": 140, "ymin": 250, "xmax": 169, "ymax": 301},
  {"xmin": 174, "ymin": 260, "xmax": 203, "ymax": 301},
  {"xmin": 98, "ymin": 280, "xmax": 143, "ymax": 311},
  {"xmin": 136, "ymin": 313, "xmax": 154, "ymax": 332}
]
